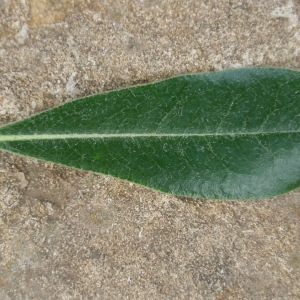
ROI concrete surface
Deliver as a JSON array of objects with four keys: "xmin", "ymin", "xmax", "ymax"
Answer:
[{"xmin": 0, "ymin": 0, "xmax": 299, "ymax": 299}]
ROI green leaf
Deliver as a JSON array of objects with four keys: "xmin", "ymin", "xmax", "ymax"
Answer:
[{"xmin": 0, "ymin": 68, "xmax": 299, "ymax": 199}]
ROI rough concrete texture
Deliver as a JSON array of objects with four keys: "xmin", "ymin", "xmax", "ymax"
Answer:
[{"xmin": 0, "ymin": 0, "xmax": 299, "ymax": 299}]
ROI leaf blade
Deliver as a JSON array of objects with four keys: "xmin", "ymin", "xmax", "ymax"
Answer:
[{"xmin": 0, "ymin": 68, "xmax": 299, "ymax": 199}]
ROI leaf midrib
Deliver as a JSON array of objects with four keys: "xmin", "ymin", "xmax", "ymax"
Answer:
[{"xmin": 0, "ymin": 131, "xmax": 298, "ymax": 142}]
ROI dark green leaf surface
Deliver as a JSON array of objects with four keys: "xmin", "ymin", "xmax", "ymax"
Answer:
[{"xmin": 0, "ymin": 68, "xmax": 299, "ymax": 199}]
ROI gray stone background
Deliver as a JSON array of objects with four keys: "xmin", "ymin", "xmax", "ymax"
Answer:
[{"xmin": 0, "ymin": 0, "xmax": 299, "ymax": 299}]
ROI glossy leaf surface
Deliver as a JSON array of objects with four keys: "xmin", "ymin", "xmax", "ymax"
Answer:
[{"xmin": 0, "ymin": 68, "xmax": 299, "ymax": 199}]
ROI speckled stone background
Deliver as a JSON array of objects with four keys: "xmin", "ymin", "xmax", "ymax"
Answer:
[{"xmin": 0, "ymin": 0, "xmax": 299, "ymax": 299}]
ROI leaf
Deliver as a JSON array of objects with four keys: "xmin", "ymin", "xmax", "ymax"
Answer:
[{"xmin": 0, "ymin": 68, "xmax": 299, "ymax": 199}]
